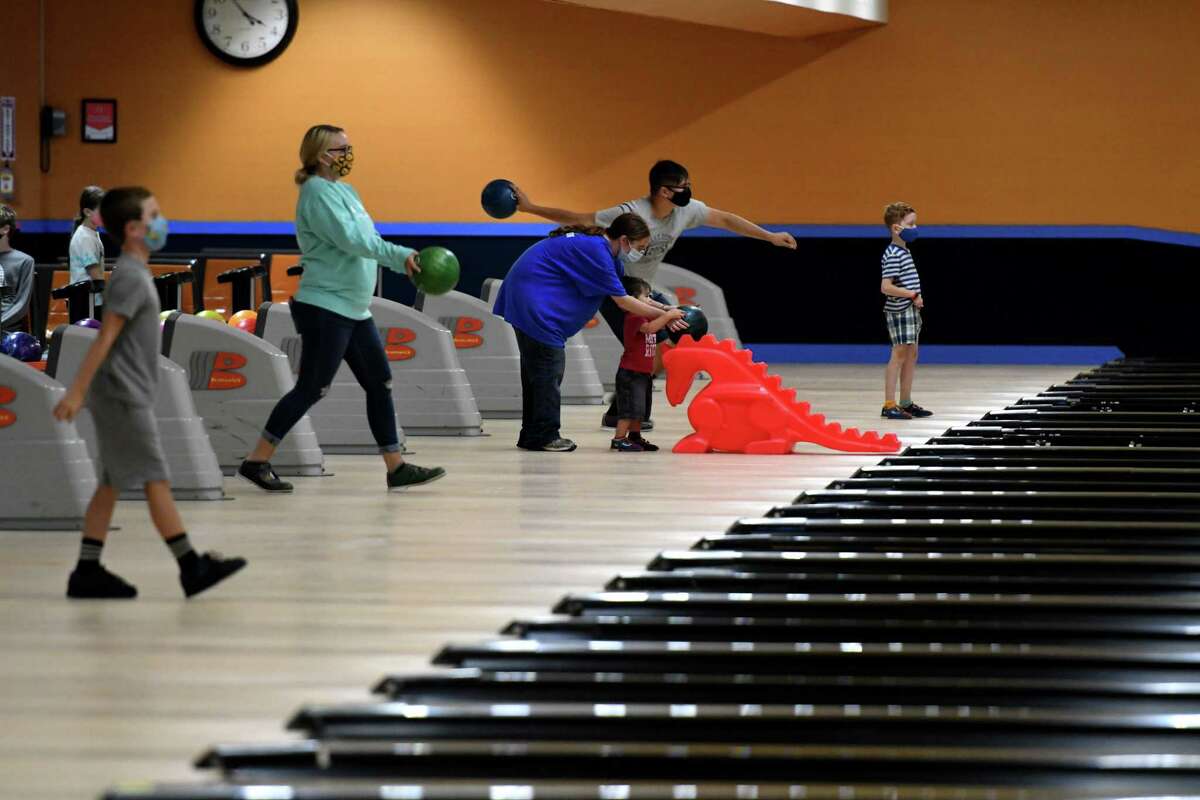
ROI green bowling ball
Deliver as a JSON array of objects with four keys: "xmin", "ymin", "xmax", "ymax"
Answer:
[
  {"xmin": 159, "ymin": 310, "xmax": 175, "ymax": 321},
  {"xmin": 413, "ymin": 247, "xmax": 460, "ymax": 296},
  {"xmin": 196, "ymin": 310, "xmax": 226, "ymax": 322}
]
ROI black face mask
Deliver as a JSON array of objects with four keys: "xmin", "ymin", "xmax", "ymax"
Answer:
[{"xmin": 668, "ymin": 186, "xmax": 692, "ymax": 207}]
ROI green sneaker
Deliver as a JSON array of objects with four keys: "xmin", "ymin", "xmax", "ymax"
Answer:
[{"xmin": 387, "ymin": 462, "xmax": 447, "ymax": 492}]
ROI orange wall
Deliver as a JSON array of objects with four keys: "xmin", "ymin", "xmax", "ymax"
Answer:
[
  {"xmin": 8, "ymin": 0, "xmax": 1200, "ymax": 229},
  {"xmin": 1, "ymin": 2, "xmax": 45, "ymax": 220}
]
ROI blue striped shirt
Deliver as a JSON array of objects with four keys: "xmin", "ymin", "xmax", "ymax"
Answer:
[{"xmin": 881, "ymin": 243, "xmax": 920, "ymax": 312}]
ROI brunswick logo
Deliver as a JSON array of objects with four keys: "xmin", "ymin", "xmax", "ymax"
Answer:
[
  {"xmin": 383, "ymin": 328, "xmax": 417, "ymax": 361},
  {"xmin": 0, "ymin": 386, "xmax": 15, "ymax": 429},
  {"xmin": 673, "ymin": 286, "xmax": 698, "ymax": 306},
  {"xmin": 449, "ymin": 317, "xmax": 484, "ymax": 349},
  {"xmin": 187, "ymin": 351, "xmax": 248, "ymax": 391}
]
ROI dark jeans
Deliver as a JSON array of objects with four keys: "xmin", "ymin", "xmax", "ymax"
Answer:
[
  {"xmin": 600, "ymin": 292, "xmax": 669, "ymax": 421},
  {"xmin": 515, "ymin": 328, "xmax": 566, "ymax": 448},
  {"xmin": 262, "ymin": 300, "xmax": 400, "ymax": 453}
]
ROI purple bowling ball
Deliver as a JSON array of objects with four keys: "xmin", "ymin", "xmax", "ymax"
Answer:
[
  {"xmin": 6, "ymin": 332, "xmax": 42, "ymax": 362},
  {"xmin": 0, "ymin": 332, "xmax": 16, "ymax": 356},
  {"xmin": 73, "ymin": 318, "xmax": 102, "ymax": 330}
]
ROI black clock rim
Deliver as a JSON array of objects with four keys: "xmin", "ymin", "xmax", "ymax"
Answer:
[{"xmin": 194, "ymin": 0, "xmax": 299, "ymax": 68}]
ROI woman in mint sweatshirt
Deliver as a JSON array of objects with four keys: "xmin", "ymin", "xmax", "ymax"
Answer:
[{"xmin": 238, "ymin": 124, "xmax": 445, "ymax": 494}]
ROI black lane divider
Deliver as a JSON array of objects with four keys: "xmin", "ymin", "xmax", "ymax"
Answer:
[{"xmin": 101, "ymin": 357, "xmax": 1200, "ymax": 799}]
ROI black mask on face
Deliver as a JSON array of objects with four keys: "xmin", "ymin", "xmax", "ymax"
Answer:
[{"xmin": 668, "ymin": 186, "xmax": 692, "ymax": 207}]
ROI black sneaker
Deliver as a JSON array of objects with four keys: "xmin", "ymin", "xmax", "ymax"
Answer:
[
  {"xmin": 629, "ymin": 433, "xmax": 659, "ymax": 452},
  {"xmin": 387, "ymin": 462, "xmax": 447, "ymax": 491},
  {"xmin": 611, "ymin": 437, "xmax": 644, "ymax": 452},
  {"xmin": 602, "ymin": 414, "xmax": 653, "ymax": 431},
  {"xmin": 903, "ymin": 403, "xmax": 934, "ymax": 418},
  {"xmin": 237, "ymin": 460, "xmax": 294, "ymax": 493},
  {"xmin": 881, "ymin": 406, "xmax": 913, "ymax": 420},
  {"xmin": 67, "ymin": 565, "xmax": 138, "ymax": 599},
  {"xmin": 181, "ymin": 552, "xmax": 247, "ymax": 598},
  {"xmin": 540, "ymin": 438, "xmax": 578, "ymax": 452}
]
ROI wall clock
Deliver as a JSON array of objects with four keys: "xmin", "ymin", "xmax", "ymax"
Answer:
[{"xmin": 195, "ymin": 0, "xmax": 298, "ymax": 67}]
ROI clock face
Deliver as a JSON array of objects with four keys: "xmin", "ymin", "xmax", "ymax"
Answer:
[{"xmin": 195, "ymin": 0, "xmax": 298, "ymax": 67}]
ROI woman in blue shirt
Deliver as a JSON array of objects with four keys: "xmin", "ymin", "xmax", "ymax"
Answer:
[
  {"xmin": 239, "ymin": 124, "xmax": 445, "ymax": 493},
  {"xmin": 494, "ymin": 213, "xmax": 672, "ymax": 452}
]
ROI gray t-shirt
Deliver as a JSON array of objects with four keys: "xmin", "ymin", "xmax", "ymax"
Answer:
[
  {"xmin": 595, "ymin": 196, "xmax": 709, "ymax": 283},
  {"xmin": 0, "ymin": 249, "xmax": 35, "ymax": 330},
  {"xmin": 91, "ymin": 254, "xmax": 160, "ymax": 406}
]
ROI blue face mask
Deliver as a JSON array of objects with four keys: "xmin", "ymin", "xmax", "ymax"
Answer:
[
  {"xmin": 144, "ymin": 215, "xmax": 169, "ymax": 251},
  {"xmin": 899, "ymin": 226, "xmax": 919, "ymax": 244}
]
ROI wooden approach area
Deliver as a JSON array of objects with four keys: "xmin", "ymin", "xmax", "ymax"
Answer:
[{"xmin": 0, "ymin": 364, "xmax": 1079, "ymax": 799}]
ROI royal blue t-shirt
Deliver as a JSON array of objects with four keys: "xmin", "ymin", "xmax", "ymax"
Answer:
[{"xmin": 494, "ymin": 233, "xmax": 626, "ymax": 348}]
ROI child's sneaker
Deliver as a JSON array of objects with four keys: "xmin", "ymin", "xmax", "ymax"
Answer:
[
  {"xmin": 237, "ymin": 460, "xmax": 294, "ymax": 493},
  {"xmin": 181, "ymin": 552, "xmax": 247, "ymax": 598},
  {"xmin": 881, "ymin": 405, "xmax": 912, "ymax": 420},
  {"xmin": 629, "ymin": 433, "xmax": 659, "ymax": 452},
  {"xmin": 67, "ymin": 565, "xmax": 138, "ymax": 599},
  {"xmin": 387, "ymin": 462, "xmax": 447, "ymax": 491},
  {"xmin": 902, "ymin": 402, "xmax": 933, "ymax": 418},
  {"xmin": 539, "ymin": 438, "xmax": 578, "ymax": 453},
  {"xmin": 611, "ymin": 437, "xmax": 645, "ymax": 452}
]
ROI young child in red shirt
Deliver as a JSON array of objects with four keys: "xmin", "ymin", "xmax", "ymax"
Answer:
[{"xmin": 612, "ymin": 276, "xmax": 683, "ymax": 452}]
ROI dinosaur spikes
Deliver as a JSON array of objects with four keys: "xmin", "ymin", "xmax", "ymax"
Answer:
[
  {"xmin": 794, "ymin": 401, "xmax": 810, "ymax": 414},
  {"xmin": 827, "ymin": 422, "xmax": 842, "ymax": 435},
  {"xmin": 766, "ymin": 375, "xmax": 783, "ymax": 390},
  {"xmin": 862, "ymin": 431, "xmax": 881, "ymax": 442},
  {"xmin": 718, "ymin": 338, "xmax": 738, "ymax": 353},
  {"xmin": 845, "ymin": 427, "xmax": 860, "ymax": 438},
  {"xmin": 779, "ymin": 388, "xmax": 797, "ymax": 403},
  {"xmin": 810, "ymin": 414, "xmax": 825, "ymax": 426},
  {"xmin": 753, "ymin": 363, "xmax": 769, "ymax": 377}
]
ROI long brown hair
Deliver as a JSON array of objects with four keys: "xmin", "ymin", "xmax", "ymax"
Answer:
[
  {"xmin": 72, "ymin": 185, "xmax": 104, "ymax": 234},
  {"xmin": 295, "ymin": 124, "xmax": 345, "ymax": 185},
  {"xmin": 549, "ymin": 212, "xmax": 650, "ymax": 241}
]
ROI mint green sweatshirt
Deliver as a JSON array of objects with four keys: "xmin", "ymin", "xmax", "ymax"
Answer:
[{"xmin": 293, "ymin": 177, "xmax": 416, "ymax": 320}]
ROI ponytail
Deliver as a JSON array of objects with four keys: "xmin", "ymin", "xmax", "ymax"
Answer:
[
  {"xmin": 72, "ymin": 185, "xmax": 104, "ymax": 234},
  {"xmin": 549, "ymin": 212, "xmax": 650, "ymax": 242}
]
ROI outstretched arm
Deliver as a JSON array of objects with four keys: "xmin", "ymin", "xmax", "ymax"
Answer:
[
  {"xmin": 52, "ymin": 312, "xmax": 127, "ymax": 421},
  {"xmin": 640, "ymin": 307, "xmax": 685, "ymax": 334},
  {"xmin": 706, "ymin": 208, "xmax": 797, "ymax": 250},
  {"xmin": 513, "ymin": 185, "xmax": 597, "ymax": 227},
  {"xmin": 612, "ymin": 294, "xmax": 667, "ymax": 320}
]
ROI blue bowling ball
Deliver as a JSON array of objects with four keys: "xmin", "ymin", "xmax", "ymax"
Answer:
[
  {"xmin": 4, "ymin": 332, "xmax": 42, "ymax": 362},
  {"xmin": 0, "ymin": 332, "xmax": 15, "ymax": 356},
  {"xmin": 481, "ymin": 178, "xmax": 518, "ymax": 219},
  {"xmin": 73, "ymin": 318, "xmax": 102, "ymax": 330}
]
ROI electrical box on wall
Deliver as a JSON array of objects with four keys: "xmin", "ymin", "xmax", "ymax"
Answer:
[{"xmin": 40, "ymin": 106, "xmax": 66, "ymax": 138}]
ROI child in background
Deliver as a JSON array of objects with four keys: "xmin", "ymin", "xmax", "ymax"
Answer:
[
  {"xmin": 880, "ymin": 201, "xmax": 932, "ymax": 419},
  {"xmin": 53, "ymin": 186, "xmax": 247, "ymax": 599},
  {"xmin": 68, "ymin": 186, "xmax": 106, "ymax": 314},
  {"xmin": 0, "ymin": 205, "xmax": 35, "ymax": 333},
  {"xmin": 612, "ymin": 276, "xmax": 682, "ymax": 452}
]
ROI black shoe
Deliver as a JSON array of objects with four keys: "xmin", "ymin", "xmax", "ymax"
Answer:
[
  {"xmin": 181, "ymin": 552, "xmax": 247, "ymax": 598},
  {"xmin": 903, "ymin": 403, "xmax": 934, "ymax": 418},
  {"xmin": 387, "ymin": 462, "xmax": 447, "ymax": 491},
  {"xmin": 629, "ymin": 433, "xmax": 659, "ymax": 452},
  {"xmin": 540, "ymin": 438, "xmax": 578, "ymax": 452},
  {"xmin": 881, "ymin": 406, "xmax": 913, "ymax": 420},
  {"xmin": 67, "ymin": 565, "xmax": 138, "ymax": 599},
  {"xmin": 611, "ymin": 437, "xmax": 644, "ymax": 452},
  {"xmin": 237, "ymin": 460, "xmax": 293, "ymax": 493},
  {"xmin": 602, "ymin": 414, "xmax": 653, "ymax": 431}
]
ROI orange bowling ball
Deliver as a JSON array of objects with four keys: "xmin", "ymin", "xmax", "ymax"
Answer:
[{"xmin": 229, "ymin": 309, "xmax": 258, "ymax": 334}]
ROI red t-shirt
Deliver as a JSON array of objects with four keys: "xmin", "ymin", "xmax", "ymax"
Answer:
[{"xmin": 619, "ymin": 315, "xmax": 656, "ymax": 373}]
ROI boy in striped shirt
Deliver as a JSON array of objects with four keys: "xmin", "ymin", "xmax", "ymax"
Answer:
[{"xmin": 880, "ymin": 202, "xmax": 932, "ymax": 420}]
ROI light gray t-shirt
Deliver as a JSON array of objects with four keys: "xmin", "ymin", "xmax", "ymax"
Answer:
[
  {"xmin": 0, "ymin": 249, "xmax": 35, "ymax": 329},
  {"xmin": 595, "ymin": 196, "xmax": 709, "ymax": 283},
  {"xmin": 91, "ymin": 254, "xmax": 160, "ymax": 406},
  {"xmin": 69, "ymin": 225, "xmax": 106, "ymax": 305}
]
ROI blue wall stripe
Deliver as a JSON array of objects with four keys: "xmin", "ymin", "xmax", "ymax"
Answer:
[
  {"xmin": 16, "ymin": 219, "xmax": 1200, "ymax": 246},
  {"xmin": 745, "ymin": 344, "xmax": 1123, "ymax": 365}
]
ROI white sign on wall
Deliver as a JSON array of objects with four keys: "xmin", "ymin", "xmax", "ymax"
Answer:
[{"xmin": 0, "ymin": 97, "xmax": 14, "ymax": 161}]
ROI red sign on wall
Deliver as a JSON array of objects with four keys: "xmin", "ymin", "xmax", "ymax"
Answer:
[{"xmin": 81, "ymin": 98, "xmax": 117, "ymax": 143}]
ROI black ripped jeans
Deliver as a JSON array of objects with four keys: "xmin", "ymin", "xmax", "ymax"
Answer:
[{"xmin": 262, "ymin": 300, "xmax": 400, "ymax": 453}]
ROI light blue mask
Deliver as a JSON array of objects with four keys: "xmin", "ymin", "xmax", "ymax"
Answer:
[
  {"xmin": 899, "ymin": 226, "xmax": 919, "ymax": 244},
  {"xmin": 144, "ymin": 215, "xmax": 169, "ymax": 251}
]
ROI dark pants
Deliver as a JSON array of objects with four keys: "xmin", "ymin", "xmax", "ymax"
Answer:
[
  {"xmin": 262, "ymin": 300, "xmax": 401, "ymax": 453},
  {"xmin": 515, "ymin": 328, "xmax": 566, "ymax": 448},
  {"xmin": 600, "ymin": 292, "xmax": 669, "ymax": 421}
]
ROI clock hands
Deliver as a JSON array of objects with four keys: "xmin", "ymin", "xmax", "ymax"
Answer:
[{"xmin": 231, "ymin": 0, "xmax": 265, "ymax": 26}]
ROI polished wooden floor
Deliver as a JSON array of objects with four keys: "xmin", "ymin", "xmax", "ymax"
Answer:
[{"xmin": 0, "ymin": 364, "xmax": 1079, "ymax": 799}]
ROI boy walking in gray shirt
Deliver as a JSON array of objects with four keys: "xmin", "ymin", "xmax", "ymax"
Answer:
[{"xmin": 53, "ymin": 186, "xmax": 246, "ymax": 599}]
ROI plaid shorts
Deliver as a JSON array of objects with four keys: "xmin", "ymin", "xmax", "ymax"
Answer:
[{"xmin": 885, "ymin": 304, "xmax": 922, "ymax": 346}]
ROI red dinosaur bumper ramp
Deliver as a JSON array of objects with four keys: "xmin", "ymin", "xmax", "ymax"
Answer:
[{"xmin": 662, "ymin": 335, "xmax": 901, "ymax": 455}]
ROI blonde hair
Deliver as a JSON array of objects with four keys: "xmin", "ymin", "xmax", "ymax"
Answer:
[
  {"xmin": 883, "ymin": 201, "xmax": 916, "ymax": 229},
  {"xmin": 295, "ymin": 124, "xmax": 345, "ymax": 185}
]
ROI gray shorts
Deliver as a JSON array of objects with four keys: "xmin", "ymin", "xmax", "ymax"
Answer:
[{"xmin": 87, "ymin": 393, "xmax": 170, "ymax": 489}]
